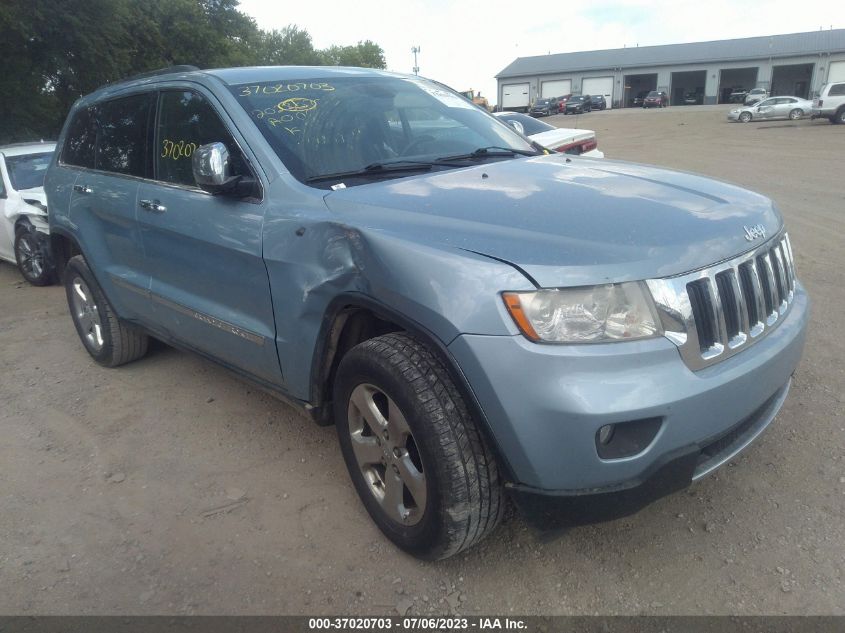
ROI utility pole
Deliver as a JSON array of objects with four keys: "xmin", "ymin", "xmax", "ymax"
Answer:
[{"xmin": 411, "ymin": 46, "xmax": 421, "ymax": 75}]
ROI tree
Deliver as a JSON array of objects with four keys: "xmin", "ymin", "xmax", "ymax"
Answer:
[
  {"xmin": 0, "ymin": 0, "xmax": 387, "ymax": 143},
  {"xmin": 319, "ymin": 40, "xmax": 386, "ymax": 68}
]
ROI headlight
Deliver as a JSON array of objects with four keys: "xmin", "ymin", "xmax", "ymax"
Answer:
[{"xmin": 502, "ymin": 282, "xmax": 662, "ymax": 343}]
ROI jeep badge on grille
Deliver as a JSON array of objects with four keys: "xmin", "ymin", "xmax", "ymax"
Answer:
[{"xmin": 743, "ymin": 224, "xmax": 766, "ymax": 241}]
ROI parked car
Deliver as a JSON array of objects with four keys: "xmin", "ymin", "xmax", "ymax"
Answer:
[
  {"xmin": 729, "ymin": 88, "xmax": 748, "ymax": 103},
  {"xmin": 811, "ymin": 81, "xmax": 845, "ymax": 124},
  {"xmin": 529, "ymin": 97, "xmax": 561, "ymax": 117},
  {"xmin": 0, "ymin": 142, "xmax": 57, "ymax": 285},
  {"xmin": 589, "ymin": 95, "xmax": 607, "ymax": 110},
  {"xmin": 493, "ymin": 112, "xmax": 604, "ymax": 157},
  {"xmin": 728, "ymin": 96, "xmax": 814, "ymax": 123},
  {"xmin": 46, "ymin": 66, "xmax": 808, "ymax": 560},
  {"xmin": 555, "ymin": 94, "xmax": 573, "ymax": 113},
  {"xmin": 564, "ymin": 95, "xmax": 592, "ymax": 114},
  {"xmin": 643, "ymin": 91, "xmax": 669, "ymax": 108},
  {"xmin": 683, "ymin": 91, "xmax": 703, "ymax": 105},
  {"xmin": 632, "ymin": 90, "xmax": 649, "ymax": 107},
  {"xmin": 744, "ymin": 88, "xmax": 768, "ymax": 105}
]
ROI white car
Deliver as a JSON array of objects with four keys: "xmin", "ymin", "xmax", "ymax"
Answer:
[
  {"xmin": 0, "ymin": 142, "xmax": 56, "ymax": 285},
  {"xmin": 744, "ymin": 88, "xmax": 769, "ymax": 105},
  {"xmin": 493, "ymin": 112, "xmax": 604, "ymax": 157},
  {"xmin": 727, "ymin": 96, "xmax": 814, "ymax": 123}
]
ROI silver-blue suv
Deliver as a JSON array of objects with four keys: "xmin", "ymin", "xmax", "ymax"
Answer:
[{"xmin": 45, "ymin": 66, "xmax": 809, "ymax": 559}]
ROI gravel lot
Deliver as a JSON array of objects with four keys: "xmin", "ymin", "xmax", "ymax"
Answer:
[{"xmin": 1, "ymin": 104, "xmax": 843, "ymax": 616}]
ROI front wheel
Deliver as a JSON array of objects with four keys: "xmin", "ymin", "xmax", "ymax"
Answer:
[
  {"xmin": 14, "ymin": 227, "xmax": 54, "ymax": 286},
  {"xmin": 789, "ymin": 108, "xmax": 803, "ymax": 120},
  {"xmin": 334, "ymin": 333, "xmax": 504, "ymax": 560},
  {"xmin": 739, "ymin": 112, "xmax": 752, "ymax": 123},
  {"xmin": 64, "ymin": 255, "xmax": 149, "ymax": 367}
]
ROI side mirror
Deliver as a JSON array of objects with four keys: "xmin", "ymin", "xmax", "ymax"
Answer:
[
  {"xmin": 507, "ymin": 120, "xmax": 525, "ymax": 135},
  {"xmin": 192, "ymin": 142, "xmax": 240, "ymax": 194}
]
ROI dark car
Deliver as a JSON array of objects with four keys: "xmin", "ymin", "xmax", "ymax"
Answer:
[
  {"xmin": 590, "ymin": 95, "xmax": 607, "ymax": 110},
  {"xmin": 643, "ymin": 90, "xmax": 668, "ymax": 108},
  {"xmin": 530, "ymin": 97, "xmax": 560, "ymax": 117},
  {"xmin": 564, "ymin": 95, "xmax": 592, "ymax": 114},
  {"xmin": 632, "ymin": 90, "xmax": 649, "ymax": 107},
  {"xmin": 683, "ymin": 91, "xmax": 703, "ymax": 105}
]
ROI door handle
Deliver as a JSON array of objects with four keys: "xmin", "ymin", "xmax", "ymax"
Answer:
[
  {"xmin": 139, "ymin": 199, "xmax": 167, "ymax": 213},
  {"xmin": 73, "ymin": 184, "xmax": 93, "ymax": 194}
]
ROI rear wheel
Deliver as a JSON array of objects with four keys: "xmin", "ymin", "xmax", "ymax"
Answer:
[
  {"xmin": 14, "ymin": 227, "xmax": 54, "ymax": 286},
  {"xmin": 835, "ymin": 108, "xmax": 845, "ymax": 124},
  {"xmin": 334, "ymin": 333, "xmax": 504, "ymax": 560},
  {"xmin": 64, "ymin": 255, "xmax": 149, "ymax": 367},
  {"xmin": 788, "ymin": 108, "xmax": 803, "ymax": 120}
]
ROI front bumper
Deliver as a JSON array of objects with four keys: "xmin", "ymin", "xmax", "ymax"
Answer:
[{"xmin": 448, "ymin": 284, "xmax": 809, "ymax": 526}]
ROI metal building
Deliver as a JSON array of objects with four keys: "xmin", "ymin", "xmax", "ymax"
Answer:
[{"xmin": 496, "ymin": 29, "xmax": 845, "ymax": 110}]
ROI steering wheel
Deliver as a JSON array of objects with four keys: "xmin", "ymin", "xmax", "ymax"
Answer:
[{"xmin": 402, "ymin": 135, "xmax": 436, "ymax": 156}]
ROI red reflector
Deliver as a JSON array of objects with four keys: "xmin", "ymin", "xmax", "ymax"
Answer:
[{"xmin": 581, "ymin": 138, "xmax": 598, "ymax": 152}]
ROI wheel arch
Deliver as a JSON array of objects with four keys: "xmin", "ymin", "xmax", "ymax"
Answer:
[
  {"xmin": 310, "ymin": 293, "xmax": 517, "ymax": 481},
  {"xmin": 49, "ymin": 227, "xmax": 84, "ymax": 280}
]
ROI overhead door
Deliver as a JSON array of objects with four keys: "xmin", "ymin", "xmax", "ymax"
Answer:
[
  {"xmin": 829, "ymin": 61, "xmax": 845, "ymax": 83},
  {"xmin": 582, "ymin": 76, "xmax": 614, "ymax": 109},
  {"xmin": 541, "ymin": 79, "xmax": 571, "ymax": 98},
  {"xmin": 502, "ymin": 83, "xmax": 530, "ymax": 110}
]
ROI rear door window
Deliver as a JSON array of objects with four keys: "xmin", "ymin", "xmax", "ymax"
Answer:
[
  {"xmin": 62, "ymin": 106, "xmax": 97, "ymax": 169},
  {"xmin": 155, "ymin": 90, "xmax": 248, "ymax": 187},
  {"xmin": 96, "ymin": 93, "xmax": 155, "ymax": 177},
  {"xmin": 828, "ymin": 84, "xmax": 845, "ymax": 96}
]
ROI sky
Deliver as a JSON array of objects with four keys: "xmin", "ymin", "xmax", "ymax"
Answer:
[{"xmin": 237, "ymin": 0, "xmax": 844, "ymax": 105}]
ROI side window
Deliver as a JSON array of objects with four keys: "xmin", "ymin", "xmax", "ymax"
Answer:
[
  {"xmin": 829, "ymin": 84, "xmax": 845, "ymax": 97},
  {"xmin": 0, "ymin": 160, "xmax": 6, "ymax": 197},
  {"xmin": 62, "ymin": 106, "xmax": 97, "ymax": 169},
  {"xmin": 156, "ymin": 91, "xmax": 247, "ymax": 187},
  {"xmin": 96, "ymin": 93, "xmax": 154, "ymax": 177}
]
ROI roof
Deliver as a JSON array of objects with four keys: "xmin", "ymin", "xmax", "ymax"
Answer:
[
  {"xmin": 82, "ymin": 65, "xmax": 410, "ymax": 104},
  {"xmin": 497, "ymin": 29, "xmax": 845, "ymax": 78}
]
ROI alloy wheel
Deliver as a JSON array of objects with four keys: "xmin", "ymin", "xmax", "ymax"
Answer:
[
  {"xmin": 347, "ymin": 383, "xmax": 427, "ymax": 525},
  {"xmin": 70, "ymin": 276, "xmax": 104, "ymax": 351},
  {"xmin": 16, "ymin": 233, "xmax": 43, "ymax": 279}
]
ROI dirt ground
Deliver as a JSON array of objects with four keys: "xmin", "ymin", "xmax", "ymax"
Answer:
[{"xmin": 1, "ymin": 105, "xmax": 843, "ymax": 616}]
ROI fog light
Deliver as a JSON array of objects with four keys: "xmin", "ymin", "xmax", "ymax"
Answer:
[
  {"xmin": 598, "ymin": 424, "xmax": 615, "ymax": 445},
  {"xmin": 595, "ymin": 417, "xmax": 663, "ymax": 460}
]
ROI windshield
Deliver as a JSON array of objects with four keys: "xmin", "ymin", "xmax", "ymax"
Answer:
[
  {"xmin": 228, "ymin": 76, "xmax": 536, "ymax": 185},
  {"xmin": 536, "ymin": 98, "xmax": 551, "ymax": 105},
  {"xmin": 647, "ymin": 91, "xmax": 661, "ymax": 97},
  {"xmin": 750, "ymin": 89, "xmax": 765, "ymax": 94},
  {"xmin": 570, "ymin": 96, "xmax": 586, "ymax": 102},
  {"xmin": 5, "ymin": 152, "xmax": 52, "ymax": 191},
  {"xmin": 496, "ymin": 113, "xmax": 554, "ymax": 136}
]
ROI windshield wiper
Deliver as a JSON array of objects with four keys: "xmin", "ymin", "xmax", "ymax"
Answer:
[
  {"xmin": 305, "ymin": 160, "xmax": 435, "ymax": 184},
  {"xmin": 434, "ymin": 146, "xmax": 542, "ymax": 163}
]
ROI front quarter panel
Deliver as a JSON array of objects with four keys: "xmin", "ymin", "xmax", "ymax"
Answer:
[{"xmin": 261, "ymin": 177, "xmax": 532, "ymax": 401}]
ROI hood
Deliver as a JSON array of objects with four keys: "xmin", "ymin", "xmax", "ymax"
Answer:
[
  {"xmin": 530, "ymin": 128, "xmax": 594, "ymax": 149},
  {"xmin": 323, "ymin": 154, "xmax": 782, "ymax": 288},
  {"xmin": 18, "ymin": 188, "xmax": 48, "ymax": 213}
]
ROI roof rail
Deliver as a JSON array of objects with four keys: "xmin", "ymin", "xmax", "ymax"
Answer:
[{"xmin": 104, "ymin": 65, "xmax": 200, "ymax": 88}]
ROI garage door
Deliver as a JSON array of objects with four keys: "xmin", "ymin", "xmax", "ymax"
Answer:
[
  {"xmin": 541, "ymin": 79, "xmax": 571, "ymax": 98},
  {"xmin": 828, "ymin": 61, "xmax": 845, "ymax": 83},
  {"xmin": 581, "ymin": 76, "xmax": 614, "ymax": 109},
  {"xmin": 502, "ymin": 83, "xmax": 530, "ymax": 110}
]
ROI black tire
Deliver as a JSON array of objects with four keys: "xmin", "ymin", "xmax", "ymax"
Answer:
[
  {"xmin": 835, "ymin": 108, "xmax": 845, "ymax": 124},
  {"xmin": 334, "ymin": 332, "xmax": 504, "ymax": 560},
  {"xmin": 64, "ymin": 255, "xmax": 149, "ymax": 367},
  {"xmin": 739, "ymin": 111, "xmax": 752, "ymax": 123},
  {"xmin": 788, "ymin": 108, "xmax": 802, "ymax": 120},
  {"xmin": 14, "ymin": 227, "xmax": 54, "ymax": 286}
]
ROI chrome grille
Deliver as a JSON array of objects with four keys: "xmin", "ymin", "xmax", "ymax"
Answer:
[{"xmin": 647, "ymin": 233, "xmax": 797, "ymax": 370}]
